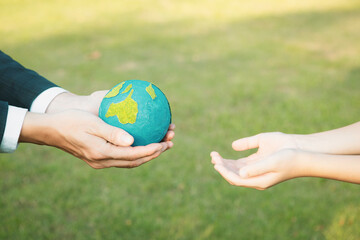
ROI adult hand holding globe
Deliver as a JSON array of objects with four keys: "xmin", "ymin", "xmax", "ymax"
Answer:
[{"xmin": 19, "ymin": 80, "xmax": 174, "ymax": 169}]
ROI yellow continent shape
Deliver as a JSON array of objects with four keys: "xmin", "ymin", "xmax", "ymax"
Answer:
[
  {"xmin": 104, "ymin": 82, "xmax": 125, "ymax": 98},
  {"xmin": 105, "ymin": 89, "xmax": 138, "ymax": 124},
  {"xmin": 121, "ymin": 84, "xmax": 132, "ymax": 94},
  {"xmin": 146, "ymin": 83, "xmax": 157, "ymax": 100}
]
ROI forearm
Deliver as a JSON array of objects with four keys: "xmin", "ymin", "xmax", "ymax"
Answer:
[
  {"xmin": 299, "ymin": 151, "xmax": 360, "ymax": 184},
  {"xmin": 294, "ymin": 121, "xmax": 360, "ymax": 155}
]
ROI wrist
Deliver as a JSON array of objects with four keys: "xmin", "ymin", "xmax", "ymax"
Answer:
[
  {"xmin": 19, "ymin": 112, "xmax": 54, "ymax": 145},
  {"xmin": 292, "ymin": 150, "xmax": 313, "ymax": 177},
  {"xmin": 46, "ymin": 92, "xmax": 76, "ymax": 113},
  {"xmin": 283, "ymin": 149, "xmax": 308, "ymax": 179},
  {"xmin": 294, "ymin": 150, "xmax": 328, "ymax": 178},
  {"xmin": 292, "ymin": 134, "xmax": 316, "ymax": 152}
]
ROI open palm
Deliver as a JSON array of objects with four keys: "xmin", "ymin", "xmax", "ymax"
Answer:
[{"xmin": 211, "ymin": 132, "xmax": 300, "ymax": 190}]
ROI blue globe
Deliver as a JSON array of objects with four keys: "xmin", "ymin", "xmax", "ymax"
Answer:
[{"xmin": 99, "ymin": 80, "xmax": 172, "ymax": 146}]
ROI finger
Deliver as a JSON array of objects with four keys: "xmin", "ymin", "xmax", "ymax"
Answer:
[
  {"xmin": 210, "ymin": 152, "xmax": 241, "ymax": 171},
  {"xmin": 210, "ymin": 151, "xmax": 224, "ymax": 165},
  {"xmin": 214, "ymin": 164, "xmax": 242, "ymax": 186},
  {"xmin": 103, "ymin": 149, "xmax": 163, "ymax": 168},
  {"xmin": 94, "ymin": 120, "xmax": 134, "ymax": 146},
  {"xmin": 162, "ymin": 130, "xmax": 175, "ymax": 142},
  {"xmin": 162, "ymin": 141, "xmax": 174, "ymax": 151},
  {"xmin": 99, "ymin": 141, "xmax": 171, "ymax": 167},
  {"xmin": 232, "ymin": 134, "xmax": 260, "ymax": 151},
  {"xmin": 103, "ymin": 143, "xmax": 162, "ymax": 161},
  {"xmin": 158, "ymin": 141, "xmax": 171, "ymax": 152},
  {"xmin": 239, "ymin": 158, "xmax": 275, "ymax": 178},
  {"xmin": 215, "ymin": 163, "xmax": 279, "ymax": 189},
  {"xmin": 237, "ymin": 173, "xmax": 279, "ymax": 190},
  {"xmin": 168, "ymin": 141, "xmax": 174, "ymax": 149},
  {"xmin": 162, "ymin": 123, "xmax": 176, "ymax": 141}
]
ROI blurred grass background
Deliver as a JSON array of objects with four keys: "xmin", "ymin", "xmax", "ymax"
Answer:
[{"xmin": 1, "ymin": 0, "xmax": 360, "ymax": 239}]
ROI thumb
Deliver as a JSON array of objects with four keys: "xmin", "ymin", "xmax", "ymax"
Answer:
[
  {"xmin": 239, "ymin": 158, "xmax": 274, "ymax": 178},
  {"xmin": 96, "ymin": 121, "xmax": 134, "ymax": 146}
]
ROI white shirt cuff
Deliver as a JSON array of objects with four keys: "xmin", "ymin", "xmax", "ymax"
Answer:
[
  {"xmin": 0, "ymin": 106, "xmax": 28, "ymax": 153},
  {"xmin": 30, "ymin": 87, "xmax": 68, "ymax": 113}
]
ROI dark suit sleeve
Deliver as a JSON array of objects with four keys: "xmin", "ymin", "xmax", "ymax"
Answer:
[
  {"xmin": 0, "ymin": 101, "xmax": 8, "ymax": 144},
  {"xmin": 0, "ymin": 50, "xmax": 58, "ymax": 109}
]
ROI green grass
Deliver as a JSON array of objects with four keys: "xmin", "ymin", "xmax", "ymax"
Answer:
[{"xmin": 1, "ymin": 0, "xmax": 360, "ymax": 239}]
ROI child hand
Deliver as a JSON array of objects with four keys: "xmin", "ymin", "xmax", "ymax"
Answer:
[
  {"xmin": 211, "ymin": 149, "xmax": 301, "ymax": 190},
  {"xmin": 211, "ymin": 132, "xmax": 302, "ymax": 190}
]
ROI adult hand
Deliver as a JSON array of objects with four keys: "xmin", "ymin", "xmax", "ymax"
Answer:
[
  {"xmin": 46, "ymin": 90, "xmax": 176, "ymax": 143},
  {"xmin": 20, "ymin": 110, "xmax": 174, "ymax": 169},
  {"xmin": 46, "ymin": 90, "xmax": 108, "ymax": 115}
]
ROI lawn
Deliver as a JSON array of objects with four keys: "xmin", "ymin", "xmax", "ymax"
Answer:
[{"xmin": 1, "ymin": 0, "xmax": 360, "ymax": 239}]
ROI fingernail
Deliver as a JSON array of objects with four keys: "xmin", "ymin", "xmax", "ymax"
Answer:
[
  {"xmin": 239, "ymin": 169, "xmax": 248, "ymax": 178},
  {"xmin": 121, "ymin": 135, "xmax": 133, "ymax": 145}
]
